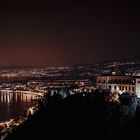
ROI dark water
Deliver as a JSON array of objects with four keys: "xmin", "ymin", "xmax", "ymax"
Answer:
[{"xmin": 0, "ymin": 91, "xmax": 38, "ymax": 122}]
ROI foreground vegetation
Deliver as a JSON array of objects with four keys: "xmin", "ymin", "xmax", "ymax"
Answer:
[{"xmin": 5, "ymin": 89, "xmax": 140, "ymax": 140}]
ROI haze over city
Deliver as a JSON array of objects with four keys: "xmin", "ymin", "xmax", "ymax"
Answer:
[
  {"xmin": 0, "ymin": 0, "xmax": 140, "ymax": 66},
  {"xmin": 1, "ymin": 1, "xmax": 140, "ymax": 140}
]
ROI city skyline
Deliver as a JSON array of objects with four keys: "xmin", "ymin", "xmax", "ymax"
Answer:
[{"xmin": 0, "ymin": 0, "xmax": 140, "ymax": 66}]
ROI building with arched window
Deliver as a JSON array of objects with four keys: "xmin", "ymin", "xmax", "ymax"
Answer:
[{"xmin": 96, "ymin": 71, "xmax": 140, "ymax": 96}]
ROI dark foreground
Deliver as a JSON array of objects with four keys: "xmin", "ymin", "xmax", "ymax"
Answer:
[{"xmin": 5, "ymin": 90, "xmax": 140, "ymax": 140}]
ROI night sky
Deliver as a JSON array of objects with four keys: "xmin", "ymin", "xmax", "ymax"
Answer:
[{"xmin": 0, "ymin": 0, "xmax": 140, "ymax": 66}]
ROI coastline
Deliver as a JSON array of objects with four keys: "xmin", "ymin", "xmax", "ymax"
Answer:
[{"xmin": 0, "ymin": 102, "xmax": 40, "ymax": 140}]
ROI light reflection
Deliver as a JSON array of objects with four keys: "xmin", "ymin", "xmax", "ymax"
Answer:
[
  {"xmin": 0, "ymin": 90, "xmax": 40, "ymax": 103},
  {"xmin": 0, "ymin": 90, "xmax": 42, "ymax": 124}
]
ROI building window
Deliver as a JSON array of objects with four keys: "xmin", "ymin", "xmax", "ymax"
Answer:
[
  {"xmin": 122, "ymin": 86, "xmax": 124, "ymax": 90},
  {"xmin": 132, "ymin": 87, "xmax": 135, "ymax": 92},
  {"xmin": 119, "ymin": 79, "xmax": 121, "ymax": 82},
  {"xmin": 129, "ymin": 86, "xmax": 131, "ymax": 91},
  {"xmin": 98, "ymin": 80, "xmax": 100, "ymax": 83},
  {"xmin": 114, "ymin": 86, "xmax": 117, "ymax": 90},
  {"xmin": 109, "ymin": 85, "xmax": 111, "ymax": 90},
  {"xmin": 125, "ymin": 86, "xmax": 127, "ymax": 91},
  {"xmin": 122, "ymin": 80, "xmax": 125, "ymax": 84},
  {"xmin": 119, "ymin": 86, "xmax": 121, "ymax": 90}
]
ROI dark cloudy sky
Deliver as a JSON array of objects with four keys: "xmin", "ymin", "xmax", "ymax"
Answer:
[{"xmin": 0, "ymin": 0, "xmax": 140, "ymax": 66}]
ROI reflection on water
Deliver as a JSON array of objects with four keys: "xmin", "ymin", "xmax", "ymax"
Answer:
[{"xmin": 0, "ymin": 91, "xmax": 38, "ymax": 122}]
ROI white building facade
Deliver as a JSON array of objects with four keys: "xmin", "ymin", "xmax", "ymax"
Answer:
[
  {"xmin": 133, "ymin": 71, "xmax": 140, "ymax": 97},
  {"xmin": 96, "ymin": 75, "xmax": 136, "ymax": 95}
]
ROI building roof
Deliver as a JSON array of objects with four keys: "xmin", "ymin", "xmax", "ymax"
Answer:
[
  {"xmin": 132, "ymin": 70, "xmax": 140, "ymax": 77},
  {"xmin": 98, "ymin": 72, "xmax": 126, "ymax": 77}
]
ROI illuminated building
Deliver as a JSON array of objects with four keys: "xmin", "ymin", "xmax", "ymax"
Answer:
[
  {"xmin": 133, "ymin": 71, "xmax": 140, "ymax": 97},
  {"xmin": 96, "ymin": 71, "xmax": 140, "ymax": 96}
]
